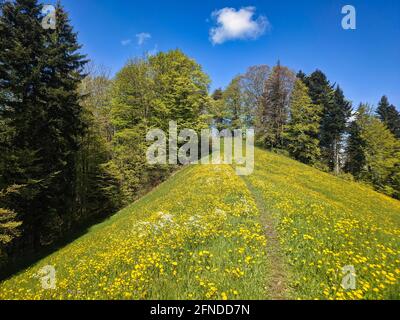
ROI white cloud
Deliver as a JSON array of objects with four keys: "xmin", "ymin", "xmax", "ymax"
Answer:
[
  {"xmin": 121, "ymin": 39, "xmax": 132, "ymax": 46},
  {"xmin": 136, "ymin": 32, "xmax": 152, "ymax": 45},
  {"xmin": 210, "ymin": 7, "xmax": 269, "ymax": 45}
]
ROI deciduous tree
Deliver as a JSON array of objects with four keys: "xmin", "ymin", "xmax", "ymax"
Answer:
[
  {"xmin": 284, "ymin": 80, "xmax": 321, "ymax": 165},
  {"xmin": 257, "ymin": 62, "xmax": 295, "ymax": 149}
]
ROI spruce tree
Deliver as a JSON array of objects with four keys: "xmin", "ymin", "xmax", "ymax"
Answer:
[
  {"xmin": 328, "ymin": 86, "xmax": 352, "ymax": 174},
  {"xmin": 377, "ymin": 96, "xmax": 400, "ymax": 139},
  {"xmin": 304, "ymin": 71, "xmax": 352, "ymax": 173},
  {"xmin": 0, "ymin": 186, "xmax": 22, "ymax": 265},
  {"xmin": 345, "ymin": 105, "xmax": 367, "ymax": 177},
  {"xmin": 39, "ymin": 4, "xmax": 87, "ymax": 240},
  {"xmin": 296, "ymin": 70, "xmax": 307, "ymax": 82},
  {"xmin": 1, "ymin": 0, "xmax": 47, "ymax": 246},
  {"xmin": 0, "ymin": 0, "xmax": 87, "ymax": 247}
]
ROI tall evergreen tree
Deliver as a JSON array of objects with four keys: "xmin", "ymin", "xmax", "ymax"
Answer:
[
  {"xmin": 345, "ymin": 105, "xmax": 367, "ymax": 177},
  {"xmin": 284, "ymin": 80, "xmax": 321, "ymax": 165},
  {"xmin": 39, "ymin": 4, "xmax": 88, "ymax": 241},
  {"xmin": 257, "ymin": 62, "xmax": 295, "ymax": 149},
  {"xmin": 304, "ymin": 71, "xmax": 352, "ymax": 173},
  {"xmin": 0, "ymin": 0, "xmax": 87, "ymax": 247},
  {"xmin": 0, "ymin": 185, "xmax": 22, "ymax": 265},
  {"xmin": 376, "ymin": 96, "xmax": 400, "ymax": 139},
  {"xmin": 296, "ymin": 70, "xmax": 307, "ymax": 82},
  {"xmin": 329, "ymin": 86, "xmax": 352, "ymax": 174}
]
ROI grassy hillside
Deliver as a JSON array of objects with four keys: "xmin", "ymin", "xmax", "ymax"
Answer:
[
  {"xmin": 0, "ymin": 164, "xmax": 268, "ymax": 300},
  {"xmin": 0, "ymin": 148, "xmax": 399, "ymax": 300},
  {"xmin": 243, "ymin": 148, "xmax": 400, "ymax": 300}
]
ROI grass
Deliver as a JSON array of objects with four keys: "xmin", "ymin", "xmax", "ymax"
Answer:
[
  {"xmin": 0, "ymin": 147, "xmax": 399, "ymax": 300},
  {"xmin": 0, "ymin": 164, "xmax": 268, "ymax": 300},
  {"xmin": 244, "ymin": 148, "xmax": 400, "ymax": 300}
]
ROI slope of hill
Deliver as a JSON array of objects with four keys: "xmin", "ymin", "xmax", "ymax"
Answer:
[
  {"xmin": 0, "ymin": 148, "xmax": 399, "ymax": 300},
  {"xmin": 0, "ymin": 164, "xmax": 268, "ymax": 300},
  {"xmin": 243, "ymin": 149, "xmax": 400, "ymax": 300}
]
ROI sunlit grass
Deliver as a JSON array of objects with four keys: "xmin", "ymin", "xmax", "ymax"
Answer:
[
  {"xmin": 245, "ymin": 148, "xmax": 400, "ymax": 300},
  {"xmin": 1, "ymin": 146, "xmax": 399, "ymax": 300},
  {"xmin": 0, "ymin": 164, "xmax": 267, "ymax": 300}
]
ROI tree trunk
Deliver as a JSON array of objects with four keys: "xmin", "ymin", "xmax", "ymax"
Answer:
[{"xmin": 334, "ymin": 138, "xmax": 340, "ymax": 175}]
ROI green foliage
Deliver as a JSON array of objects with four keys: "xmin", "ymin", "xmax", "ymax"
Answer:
[
  {"xmin": 209, "ymin": 88, "xmax": 229, "ymax": 131},
  {"xmin": 75, "ymin": 71, "xmax": 122, "ymax": 220},
  {"xmin": 0, "ymin": 186, "xmax": 22, "ymax": 264},
  {"xmin": 222, "ymin": 76, "xmax": 245, "ymax": 129},
  {"xmin": 0, "ymin": 0, "xmax": 87, "ymax": 247},
  {"xmin": 149, "ymin": 50, "xmax": 211, "ymax": 131},
  {"xmin": 376, "ymin": 96, "xmax": 400, "ymax": 139},
  {"xmin": 345, "ymin": 111, "xmax": 366, "ymax": 176},
  {"xmin": 284, "ymin": 80, "xmax": 321, "ymax": 165},
  {"xmin": 346, "ymin": 104, "xmax": 400, "ymax": 197},
  {"xmin": 240, "ymin": 65, "xmax": 271, "ymax": 128},
  {"xmin": 210, "ymin": 65, "xmax": 270, "ymax": 131},
  {"xmin": 256, "ymin": 62, "xmax": 295, "ymax": 149},
  {"xmin": 109, "ymin": 50, "xmax": 211, "ymax": 201},
  {"xmin": 303, "ymin": 71, "xmax": 352, "ymax": 173}
]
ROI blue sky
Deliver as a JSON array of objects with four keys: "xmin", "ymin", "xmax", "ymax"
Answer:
[{"xmin": 56, "ymin": 0, "xmax": 399, "ymax": 109}]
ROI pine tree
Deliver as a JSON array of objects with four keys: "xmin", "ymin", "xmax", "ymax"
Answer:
[
  {"xmin": 257, "ymin": 62, "xmax": 295, "ymax": 149},
  {"xmin": 284, "ymin": 80, "xmax": 321, "ymax": 165},
  {"xmin": 376, "ymin": 96, "xmax": 400, "ymax": 139}
]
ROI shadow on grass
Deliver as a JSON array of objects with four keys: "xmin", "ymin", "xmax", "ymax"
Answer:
[
  {"xmin": 0, "ymin": 212, "xmax": 116, "ymax": 282},
  {"xmin": 0, "ymin": 169, "xmax": 180, "ymax": 283}
]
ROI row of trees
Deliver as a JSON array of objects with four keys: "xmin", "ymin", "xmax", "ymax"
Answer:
[
  {"xmin": 0, "ymin": 0, "xmax": 90, "ymax": 264},
  {"xmin": 108, "ymin": 51, "xmax": 210, "ymax": 201},
  {"xmin": 0, "ymin": 0, "xmax": 210, "ymax": 267},
  {"xmin": 1, "ymin": 0, "xmax": 398, "ymax": 270},
  {"xmin": 211, "ymin": 64, "xmax": 400, "ymax": 198}
]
